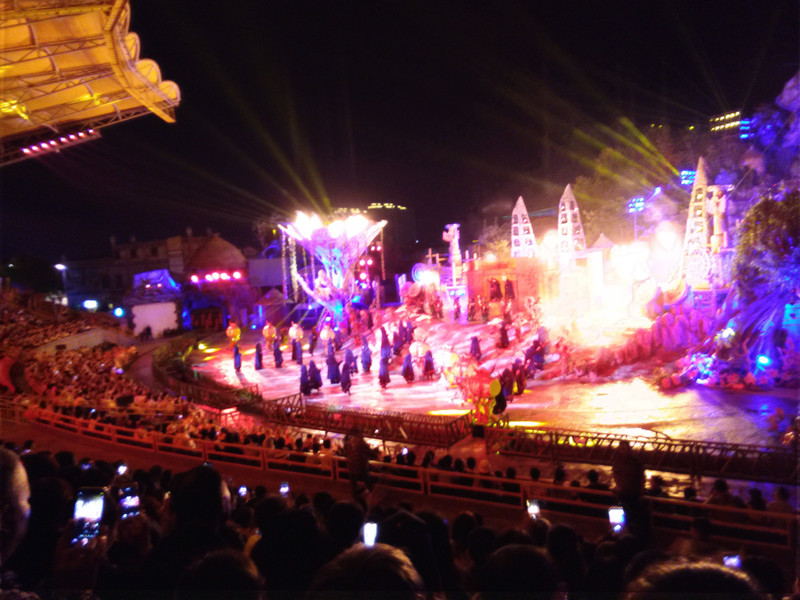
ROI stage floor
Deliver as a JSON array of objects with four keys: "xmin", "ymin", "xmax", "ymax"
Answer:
[{"xmin": 188, "ymin": 317, "xmax": 797, "ymax": 448}]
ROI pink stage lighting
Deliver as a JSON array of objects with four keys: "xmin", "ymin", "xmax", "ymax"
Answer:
[
  {"xmin": 190, "ymin": 274, "xmax": 199, "ymax": 283},
  {"xmin": 232, "ymin": 271, "xmax": 242, "ymax": 279}
]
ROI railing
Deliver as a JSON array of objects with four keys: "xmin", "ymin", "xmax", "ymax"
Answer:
[
  {"xmin": 244, "ymin": 394, "xmax": 473, "ymax": 448},
  {"xmin": 485, "ymin": 427, "xmax": 798, "ymax": 485},
  {"xmin": 8, "ymin": 403, "xmax": 795, "ymax": 554}
]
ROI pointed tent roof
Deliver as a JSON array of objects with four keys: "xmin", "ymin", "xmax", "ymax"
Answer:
[
  {"xmin": 512, "ymin": 196, "xmax": 528, "ymax": 216},
  {"xmin": 185, "ymin": 235, "xmax": 247, "ymax": 272},
  {"xmin": 591, "ymin": 233, "xmax": 616, "ymax": 249},
  {"xmin": 560, "ymin": 183, "xmax": 577, "ymax": 204}
]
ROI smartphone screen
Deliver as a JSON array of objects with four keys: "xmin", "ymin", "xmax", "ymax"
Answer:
[
  {"xmin": 526, "ymin": 499, "xmax": 540, "ymax": 518},
  {"xmin": 72, "ymin": 489, "xmax": 105, "ymax": 545},
  {"xmin": 238, "ymin": 485, "xmax": 248, "ymax": 497},
  {"xmin": 118, "ymin": 486, "xmax": 140, "ymax": 520},
  {"xmin": 608, "ymin": 506, "xmax": 625, "ymax": 533},
  {"xmin": 363, "ymin": 522, "xmax": 378, "ymax": 546},
  {"xmin": 279, "ymin": 482, "xmax": 289, "ymax": 497}
]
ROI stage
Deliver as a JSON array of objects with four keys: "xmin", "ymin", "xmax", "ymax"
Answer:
[{"xmin": 186, "ymin": 315, "xmax": 797, "ymax": 449}]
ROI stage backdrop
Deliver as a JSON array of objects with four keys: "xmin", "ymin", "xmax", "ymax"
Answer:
[{"xmin": 132, "ymin": 302, "xmax": 178, "ymax": 338}]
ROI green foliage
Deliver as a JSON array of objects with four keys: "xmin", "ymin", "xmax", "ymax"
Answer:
[
  {"xmin": 734, "ymin": 191, "xmax": 800, "ymax": 305},
  {"xmin": 477, "ymin": 222, "xmax": 511, "ymax": 259}
]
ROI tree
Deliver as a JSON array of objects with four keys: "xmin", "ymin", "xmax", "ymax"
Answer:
[{"xmin": 713, "ymin": 191, "xmax": 800, "ymax": 360}]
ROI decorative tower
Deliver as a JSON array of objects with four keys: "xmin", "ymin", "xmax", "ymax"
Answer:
[
  {"xmin": 680, "ymin": 157, "xmax": 712, "ymax": 284},
  {"xmin": 510, "ymin": 196, "xmax": 539, "ymax": 258},
  {"xmin": 557, "ymin": 184, "xmax": 586, "ymax": 262}
]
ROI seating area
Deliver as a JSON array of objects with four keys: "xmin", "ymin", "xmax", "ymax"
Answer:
[{"xmin": 0, "ymin": 295, "xmax": 797, "ymax": 599}]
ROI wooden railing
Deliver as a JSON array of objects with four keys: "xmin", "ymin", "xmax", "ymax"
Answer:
[{"xmin": 5, "ymin": 402, "xmax": 795, "ymax": 554}]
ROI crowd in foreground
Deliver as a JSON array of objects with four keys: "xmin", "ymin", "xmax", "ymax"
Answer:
[{"xmin": 1, "ymin": 441, "xmax": 797, "ymax": 600}]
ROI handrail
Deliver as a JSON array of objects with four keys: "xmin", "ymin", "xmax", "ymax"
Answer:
[
  {"xmin": 7, "ymin": 402, "xmax": 795, "ymax": 553},
  {"xmin": 486, "ymin": 426, "xmax": 798, "ymax": 484}
]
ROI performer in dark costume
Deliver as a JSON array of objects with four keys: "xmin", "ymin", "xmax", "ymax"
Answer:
[
  {"xmin": 378, "ymin": 356, "xmax": 390, "ymax": 389},
  {"xmin": 423, "ymin": 350, "xmax": 436, "ymax": 380},
  {"xmin": 233, "ymin": 345, "xmax": 242, "ymax": 372},
  {"xmin": 300, "ymin": 365, "xmax": 312, "ymax": 396},
  {"xmin": 344, "ymin": 348, "xmax": 358, "ymax": 374},
  {"xmin": 340, "ymin": 363, "xmax": 352, "ymax": 395},
  {"xmin": 308, "ymin": 360, "xmax": 323, "ymax": 391},
  {"xmin": 497, "ymin": 324, "xmax": 510, "ymax": 349},
  {"xmin": 401, "ymin": 353, "xmax": 415, "ymax": 383},
  {"xmin": 273, "ymin": 337, "xmax": 283, "ymax": 368},
  {"xmin": 360, "ymin": 341, "xmax": 372, "ymax": 373},
  {"xmin": 326, "ymin": 352, "xmax": 341, "ymax": 384},
  {"xmin": 254, "ymin": 342, "xmax": 263, "ymax": 370},
  {"xmin": 470, "ymin": 336, "xmax": 482, "ymax": 362}
]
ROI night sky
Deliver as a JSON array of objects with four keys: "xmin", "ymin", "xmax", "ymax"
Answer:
[{"xmin": 2, "ymin": 0, "xmax": 798, "ymax": 262}]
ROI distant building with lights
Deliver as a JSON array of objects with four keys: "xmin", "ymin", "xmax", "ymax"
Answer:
[
  {"xmin": 62, "ymin": 228, "xmax": 214, "ymax": 311},
  {"xmin": 709, "ymin": 110, "xmax": 752, "ymax": 138}
]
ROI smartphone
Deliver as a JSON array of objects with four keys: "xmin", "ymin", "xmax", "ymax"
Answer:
[
  {"xmin": 118, "ymin": 485, "xmax": 140, "ymax": 520},
  {"xmin": 724, "ymin": 555, "xmax": 742, "ymax": 569},
  {"xmin": 608, "ymin": 506, "xmax": 625, "ymax": 534},
  {"xmin": 238, "ymin": 485, "xmax": 248, "ymax": 497},
  {"xmin": 526, "ymin": 499, "xmax": 540, "ymax": 518},
  {"xmin": 401, "ymin": 447, "xmax": 408, "ymax": 456},
  {"xmin": 363, "ymin": 522, "xmax": 378, "ymax": 547},
  {"xmin": 72, "ymin": 488, "xmax": 105, "ymax": 545},
  {"xmin": 279, "ymin": 482, "xmax": 290, "ymax": 497},
  {"xmin": 116, "ymin": 463, "xmax": 128, "ymax": 476}
]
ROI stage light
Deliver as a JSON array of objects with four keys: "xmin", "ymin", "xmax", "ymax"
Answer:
[
  {"xmin": 220, "ymin": 272, "xmax": 230, "ymax": 280},
  {"xmin": 359, "ymin": 259, "xmax": 366, "ymax": 266},
  {"xmin": 232, "ymin": 271, "xmax": 242, "ymax": 279},
  {"xmin": 327, "ymin": 220, "xmax": 345, "ymax": 238},
  {"xmin": 83, "ymin": 299, "xmax": 98, "ymax": 310},
  {"xmin": 367, "ymin": 258, "xmax": 373, "ymax": 265},
  {"xmin": 113, "ymin": 307, "xmax": 125, "ymax": 317},
  {"xmin": 205, "ymin": 274, "xmax": 213, "ymax": 281},
  {"xmin": 190, "ymin": 275, "xmax": 199, "ymax": 283},
  {"xmin": 22, "ymin": 148, "xmax": 30, "ymax": 154},
  {"xmin": 757, "ymin": 355, "xmax": 770, "ymax": 366},
  {"xmin": 359, "ymin": 272, "xmax": 367, "ymax": 280},
  {"xmin": 212, "ymin": 272, "xmax": 220, "ymax": 280}
]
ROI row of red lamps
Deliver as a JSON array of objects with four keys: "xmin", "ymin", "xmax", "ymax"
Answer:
[{"xmin": 189, "ymin": 271, "xmax": 244, "ymax": 284}]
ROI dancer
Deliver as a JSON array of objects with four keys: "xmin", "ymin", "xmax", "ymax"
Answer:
[
  {"xmin": 273, "ymin": 336, "xmax": 283, "ymax": 368},
  {"xmin": 326, "ymin": 351, "xmax": 341, "ymax": 384},
  {"xmin": 300, "ymin": 365, "xmax": 311, "ymax": 396},
  {"xmin": 360, "ymin": 340, "xmax": 372, "ymax": 373},
  {"xmin": 308, "ymin": 360, "xmax": 323, "ymax": 391},
  {"xmin": 497, "ymin": 324, "xmax": 510, "ymax": 349},
  {"xmin": 254, "ymin": 342, "xmax": 263, "ymax": 370},
  {"xmin": 423, "ymin": 350, "xmax": 436, "ymax": 380},
  {"xmin": 308, "ymin": 326, "xmax": 319, "ymax": 355},
  {"xmin": 344, "ymin": 348, "xmax": 358, "ymax": 374},
  {"xmin": 378, "ymin": 356, "xmax": 390, "ymax": 389},
  {"xmin": 401, "ymin": 353, "xmax": 415, "ymax": 383},
  {"xmin": 469, "ymin": 336, "xmax": 482, "ymax": 362},
  {"xmin": 233, "ymin": 345, "xmax": 242, "ymax": 372},
  {"xmin": 340, "ymin": 362, "xmax": 352, "ymax": 395}
]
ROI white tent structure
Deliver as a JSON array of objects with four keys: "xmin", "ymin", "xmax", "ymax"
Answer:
[{"xmin": 1, "ymin": 0, "xmax": 180, "ymax": 166}]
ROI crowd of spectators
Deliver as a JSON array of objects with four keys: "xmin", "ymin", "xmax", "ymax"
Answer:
[
  {"xmin": 0, "ymin": 300, "xmax": 95, "ymax": 354},
  {"xmin": 1, "ymin": 443, "xmax": 797, "ymax": 600}
]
